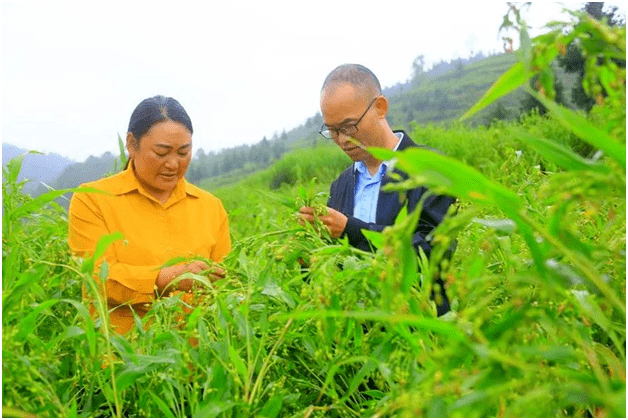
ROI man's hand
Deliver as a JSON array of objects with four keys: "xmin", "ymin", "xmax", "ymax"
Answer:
[{"xmin": 299, "ymin": 206, "xmax": 348, "ymax": 238}]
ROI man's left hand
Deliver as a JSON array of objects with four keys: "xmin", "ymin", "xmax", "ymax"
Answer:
[{"xmin": 299, "ymin": 206, "xmax": 348, "ymax": 238}]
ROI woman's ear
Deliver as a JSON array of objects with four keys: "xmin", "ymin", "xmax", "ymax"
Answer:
[{"xmin": 126, "ymin": 133, "xmax": 137, "ymax": 159}]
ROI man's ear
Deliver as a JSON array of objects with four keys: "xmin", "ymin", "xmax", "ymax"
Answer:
[
  {"xmin": 374, "ymin": 96, "xmax": 389, "ymax": 119},
  {"xmin": 126, "ymin": 133, "xmax": 137, "ymax": 159}
]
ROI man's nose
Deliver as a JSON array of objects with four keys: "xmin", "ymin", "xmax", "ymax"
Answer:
[{"xmin": 335, "ymin": 131, "xmax": 350, "ymax": 145}]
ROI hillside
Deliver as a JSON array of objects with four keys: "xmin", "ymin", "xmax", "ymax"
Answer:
[
  {"xmin": 7, "ymin": 52, "xmax": 578, "ymax": 198},
  {"xmin": 192, "ymin": 52, "xmax": 578, "ymax": 189},
  {"xmin": 1, "ymin": 144, "xmax": 75, "ymax": 195}
]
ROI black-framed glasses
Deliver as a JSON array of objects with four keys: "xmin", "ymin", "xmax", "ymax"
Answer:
[{"xmin": 319, "ymin": 97, "xmax": 378, "ymax": 139}]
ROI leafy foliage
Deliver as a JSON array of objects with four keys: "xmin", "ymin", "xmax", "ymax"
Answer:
[{"xmin": 2, "ymin": 6, "xmax": 625, "ymax": 418}]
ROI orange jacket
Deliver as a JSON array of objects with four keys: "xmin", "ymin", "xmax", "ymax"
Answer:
[{"xmin": 68, "ymin": 165, "xmax": 230, "ymax": 334}]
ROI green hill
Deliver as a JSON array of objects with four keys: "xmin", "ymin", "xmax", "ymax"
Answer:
[{"xmin": 192, "ymin": 52, "xmax": 576, "ymax": 190}]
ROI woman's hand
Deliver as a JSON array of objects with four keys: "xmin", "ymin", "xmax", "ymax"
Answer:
[{"xmin": 156, "ymin": 260, "xmax": 225, "ymax": 293}]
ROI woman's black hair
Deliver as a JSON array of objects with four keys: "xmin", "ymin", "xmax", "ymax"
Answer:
[{"xmin": 124, "ymin": 95, "xmax": 193, "ymax": 169}]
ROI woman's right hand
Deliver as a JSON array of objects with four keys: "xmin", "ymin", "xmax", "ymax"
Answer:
[{"xmin": 156, "ymin": 260, "xmax": 227, "ymax": 293}]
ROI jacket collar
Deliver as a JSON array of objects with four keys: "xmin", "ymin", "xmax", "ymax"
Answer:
[
  {"xmin": 352, "ymin": 130, "xmax": 414, "ymax": 177},
  {"xmin": 394, "ymin": 130, "xmax": 415, "ymax": 151}
]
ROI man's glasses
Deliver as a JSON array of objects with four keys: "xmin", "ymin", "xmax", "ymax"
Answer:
[{"xmin": 319, "ymin": 97, "xmax": 378, "ymax": 139}]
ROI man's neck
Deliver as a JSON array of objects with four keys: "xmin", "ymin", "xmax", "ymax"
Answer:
[{"xmin": 363, "ymin": 130, "xmax": 402, "ymax": 175}]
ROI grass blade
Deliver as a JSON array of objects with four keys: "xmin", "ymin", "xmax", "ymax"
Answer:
[
  {"xmin": 532, "ymin": 92, "xmax": 626, "ymax": 168},
  {"xmin": 460, "ymin": 62, "xmax": 530, "ymax": 121},
  {"xmin": 513, "ymin": 129, "xmax": 611, "ymax": 173}
]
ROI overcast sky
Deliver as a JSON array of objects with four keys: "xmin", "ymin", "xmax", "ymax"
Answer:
[{"xmin": 1, "ymin": 2, "xmax": 619, "ymax": 162}]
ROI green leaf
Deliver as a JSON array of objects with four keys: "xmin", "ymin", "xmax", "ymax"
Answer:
[
  {"xmin": 361, "ymin": 229, "xmax": 384, "ymax": 250},
  {"xmin": 228, "ymin": 346, "xmax": 248, "ymax": 382},
  {"xmin": 428, "ymin": 398, "xmax": 447, "ymax": 418},
  {"xmin": 262, "ymin": 281, "xmax": 296, "ymax": 308},
  {"xmin": 531, "ymin": 92, "xmax": 626, "ymax": 168},
  {"xmin": 4, "ymin": 154, "xmax": 25, "ymax": 185},
  {"xmin": 257, "ymin": 189, "xmax": 297, "ymax": 210},
  {"xmin": 16, "ymin": 299, "xmax": 59, "ymax": 340},
  {"xmin": 483, "ymin": 304, "xmax": 528, "ymax": 340},
  {"xmin": 369, "ymin": 147, "xmax": 522, "ymax": 218},
  {"xmin": 473, "ymin": 218, "xmax": 517, "ymax": 234},
  {"xmin": 61, "ymin": 299, "xmax": 97, "ymax": 357},
  {"xmin": 520, "ymin": 21, "xmax": 533, "ymax": 72},
  {"xmin": 460, "ymin": 62, "xmax": 532, "ymax": 121},
  {"xmin": 10, "ymin": 186, "xmax": 108, "ymax": 220},
  {"xmin": 277, "ymin": 310, "xmax": 467, "ymax": 342},
  {"xmin": 539, "ymin": 68, "xmax": 554, "ymax": 99},
  {"xmin": 149, "ymin": 390, "xmax": 176, "ymax": 417},
  {"xmin": 193, "ymin": 400, "xmax": 237, "ymax": 418},
  {"xmin": 117, "ymin": 133, "xmax": 127, "ymax": 168},
  {"xmin": 298, "ymin": 185, "xmax": 308, "ymax": 203},
  {"xmin": 81, "ymin": 231, "xmax": 125, "ymax": 274},
  {"xmin": 259, "ymin": 392, "xmax": 284, "ymax": 417},
  {"xmin": 346, "ymin": 358, "xmax": 378, "ymax": 398},
  {"xmin": 158, "ymin": 256, "xmax": 188, "ymax": 269},
  {"xmin": 513, "ymin": 129, "xmax": 610, "ymax": 173}
]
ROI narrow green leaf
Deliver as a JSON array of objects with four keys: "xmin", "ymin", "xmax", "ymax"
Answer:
[
  {"xmin": 513, "ymin": 129, "xmax": 610, "ymax": 173},
  {"xmin": 276, "ymin": 310, "xmax": 466, "ymax": 342},
  {"xmin": 61, "ymin": 299, "xmax": 97, "ymax": 357},
  {"xmin": 483, "ymin": 304, "xmax": 528, "ymax": 340},
  {"xmin": 259, "ymin": 392, "xmax": 284, "ymax": 417},
  {"xmin": 348, "ymin": 359, "xmax": 378, "ymax": 397},
  {"xmin": 460, "ymin": 62, "xmax": 531, "ymax": 121},
  {"xmin": 539, "ymin": 67, "xmax": 555, "ymax": 99},
  {"xmin": 257, "ymin": 189, "xmax": 297, "ymax": 210},
  {"xmin": 369, "ymin": 147, "xmax": 522, "ymax": 218},
  {"xmin": 473, "ymin": 218, "xmax": 517, "ymax": 234},
  {"xmin": 158, "ymin": 256, "xmax": 188, "ymax": 269},
  {"xmin": 117, "ymin": 133, "xmax": 127, "ymax": 168},
  {"xmin": 149, "ymin": 390, "xmax": 175, "ymax": 417},
  {"xmin": 532, "ymin": 92, "xmax": 626, "ymax": 167},
  {"xmin": 16, "ymin": 299, "xmax": 59, "ymax": 340},
  {"xmin": 10, "ymin": 186, "xmax": 109, "ymax": 220},
  {"xmin": 4, "ymin": 154, "xmax": 26, "ymax": 184},
  {"xmin": 228, "ymin": 346, "xmax": 248, "ymax": 382},
  {"xmin": 361, "ymin": 229, "xmax": 384, "ymax": 250},
  {"xmin": 81, "ymin": 231, "xmax": 125, "ymax": 274}
]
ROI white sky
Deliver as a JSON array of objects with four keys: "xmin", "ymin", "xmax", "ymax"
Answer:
[{"xmin": 1, "ymin": 1, "xmax": 617, "ymax": 162}]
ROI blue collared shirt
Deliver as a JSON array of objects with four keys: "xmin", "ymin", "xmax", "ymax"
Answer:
[{"xmin": 353, "ymin": 132, "xmax": 403, "ymax": 223}]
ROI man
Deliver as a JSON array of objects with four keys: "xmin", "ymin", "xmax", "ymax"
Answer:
[{"xmin": 299, "ymin": 64, "xmax": 455, "ymax": 315}]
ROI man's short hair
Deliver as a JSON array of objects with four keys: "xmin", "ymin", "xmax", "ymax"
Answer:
[{"xmin": 321, "ymin": 64, "xmax": 382, "ymax": 98}]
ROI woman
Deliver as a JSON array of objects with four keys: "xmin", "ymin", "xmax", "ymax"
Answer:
[{"xmin": 69, "ymin": 95, "xmax": 230, "ymax": 334}]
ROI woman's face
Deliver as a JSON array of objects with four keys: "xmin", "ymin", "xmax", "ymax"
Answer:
[{"xmin": 127, "ymin": 120, "xmax": 192, "ymax": 202}]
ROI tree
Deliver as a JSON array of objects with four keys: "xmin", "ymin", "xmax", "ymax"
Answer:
[
  {"xmin": 484, "ymin": 100, "xmax": 510, "ymax": 125},
  {"xmin": 411, "ymin": 55, "xmax": 427, "ymax": 87},
  {"xmin": 556, "ymin": 2, "xmax": 624, "ymax": 111},
  {"xmin": 519, "ymin": 73, "xmax": 566, "ymax": 116},
  {"xmin": 455, "ymin": 58, "xmax": 465, "ymax": 77}
]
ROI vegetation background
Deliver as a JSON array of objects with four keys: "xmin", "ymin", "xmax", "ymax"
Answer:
[{"xmin": 2, "ymin": 3, "xmax": 625, "ymax": 418}]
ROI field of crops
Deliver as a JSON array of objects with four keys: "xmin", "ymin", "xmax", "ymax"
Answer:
[{"xmin": 3, "ymin": 10, "xmax": 626, "ymax": 418}]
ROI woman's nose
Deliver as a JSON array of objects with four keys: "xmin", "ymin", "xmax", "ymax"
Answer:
[{"xmin": 164, "ymin": 157, "xmax": 178, "ymax": 169}]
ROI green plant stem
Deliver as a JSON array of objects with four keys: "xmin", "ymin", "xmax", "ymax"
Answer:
[
  {"xmin": 84, "ymin": 271, "xmax": 122, "ymax": 417},
  {"xmin": 247, "ymin": 318, "xmax": 293, "ymax": 405}
]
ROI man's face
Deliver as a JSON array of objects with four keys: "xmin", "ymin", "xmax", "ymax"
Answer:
[{"xmin": 320, "ymin": 83, "xmax": 381, "ymax": 162}]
